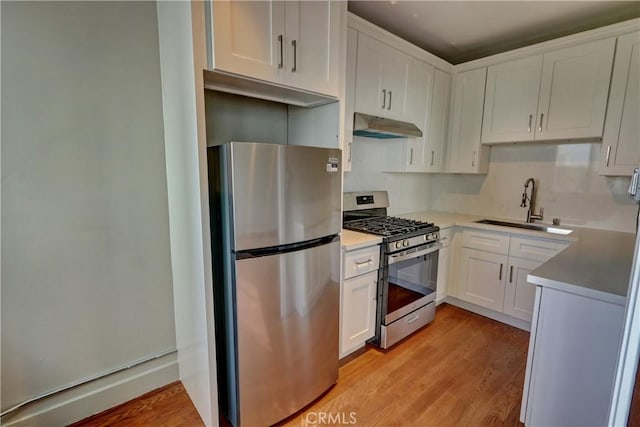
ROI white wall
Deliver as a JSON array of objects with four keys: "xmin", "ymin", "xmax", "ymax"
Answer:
[
  {"xmin": 1, "ymin": 2, "xmax": 177, "ymax": 424},
  {"xmin": 428, "ymin": 143, "xmax": 636, "ymax": 232},
  {"xmin": 157, "ymin": 1, "xmax": 217, "ymax": 426}
]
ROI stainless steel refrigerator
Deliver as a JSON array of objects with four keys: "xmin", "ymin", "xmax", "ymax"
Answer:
[{"xmin": 207, "ymin": 142, "xmax": 342, "ymax": 427}]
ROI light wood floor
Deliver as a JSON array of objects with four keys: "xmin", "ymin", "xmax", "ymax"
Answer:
[{"xmin": 73, "ymin": 304, "xmax": 530, "ymax": 426}]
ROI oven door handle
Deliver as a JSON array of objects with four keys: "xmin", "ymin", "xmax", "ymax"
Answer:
[{"xmin": 387, "ymin": 242, "xmax": 442, "ymax": 264}]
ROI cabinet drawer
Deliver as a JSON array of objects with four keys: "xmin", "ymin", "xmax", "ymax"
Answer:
[
  {"xmin": 343, "ymin": 245, "xmax": 380, "ymax": 280},
  {"xmin": 462, "ymin": 229, "xmax": 510, "ymax": 254},
  {"xmin": 509, "ymin": 237, "xmax": 569, "ymax": 263}
]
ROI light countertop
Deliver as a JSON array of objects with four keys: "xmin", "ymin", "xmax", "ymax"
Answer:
[
  {"xmin": 527, "ymin": 228, "xmax": 635, "ymax": 305},
  {"xmin": 395, "ymin": 210, "xmax": 636, "ymax": 304},
  {"xmin": 341, "ymin": 229, "xmax": 382, "ymax": 251}
]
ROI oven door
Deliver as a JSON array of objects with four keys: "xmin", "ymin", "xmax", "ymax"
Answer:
[{"xmin": 384, "ymin": 242, "xmax": 440, "ymax": 324}]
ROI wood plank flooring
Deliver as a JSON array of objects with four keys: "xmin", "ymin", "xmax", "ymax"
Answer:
[
  {"xmin": 73, "ymin": 304, "xmax": 529, "ymax": 426},
  {"xmin": 70, "ymin": 381, "xmax": 203, "ymax": 427}
]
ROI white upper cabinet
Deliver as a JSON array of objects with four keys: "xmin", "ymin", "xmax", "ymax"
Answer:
[
  {"xmin": 284, "ymin": 1, "xmax": 342, "ymax": 96},
  {"xmin": 600, "ymin": 31, "xmax": 640, "ymax": 176},
  {"xmin": 343, "ymin": 27, "xmax": 358, "ymax": 172},
  {"xmin": 211, "ymin": 1, "xmax": 285, "ymax": 83},
  {"xmin": 354, "ymin": 33, "xmax": 411, "ymax": 122},
  {"xmin": 448, "ymin": 68, "xmax": 490, "ymax": 174},
  {"xmin": 537, "ymin": 38, "xmax": 615, "ymax": 140},
  {"xmin": 482, "ymin": 38, "xmax": 616, "ymax": 144},
  {"xmin": 210, "ymin": 1, "xmax": 342, "ymax": 97},
  {"xmin": 482, "ymin": 55, "xmax": 543, "ymax": 143},
  {"xmin": 403, "ymin": 59, "xmax": 434, "ymax": 172},
  {"xmin": 425, "ymin": 69, "xmax": 452, "ymax": 172}
]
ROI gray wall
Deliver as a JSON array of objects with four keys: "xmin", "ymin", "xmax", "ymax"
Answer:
[{"xmin": 2, "ymin": 0, "xmax": 175, "ymax": 411}]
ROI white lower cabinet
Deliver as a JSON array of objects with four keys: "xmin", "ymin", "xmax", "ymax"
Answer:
[
  {"xmin": 341, "ymin": 271, "xmax": 377, "ymax": 358},
  {"xmin": 522, "ymin": 287, "xmax": 625, "ymax": 426},
  {"xmin": 459, "ymin": 248, "xmax": 507, "ymax": 312},
  {"xmin": 504, "ymin": 257, "xmax": 539, "ymax": 321},
  {"xmin": 457, "ymin": 228, "xmax": 569, "ymax": 323},
  {"xmin": 341, "ymin": 241, "xmax": 380, "ymax": 358},
  {"xmin": 435, "ymin": 228, "xmax": 453, "ymax": 303}
]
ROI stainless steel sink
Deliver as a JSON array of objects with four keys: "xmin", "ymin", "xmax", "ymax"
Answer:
[{"xmin": 475, "ymin": 219, "xmax": 573, "ymax": 235}]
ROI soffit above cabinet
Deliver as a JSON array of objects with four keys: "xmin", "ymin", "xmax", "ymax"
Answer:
[{"xmin": 347, "ymin": 1, "xmax": 640, "ymax": 64}]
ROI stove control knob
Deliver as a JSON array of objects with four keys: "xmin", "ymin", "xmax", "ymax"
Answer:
[
  {"xmin": 403, "ymin": 239, "xmax": 409, "ymax": 247},
  {"xmin": 395, "ymin": 241, "xmax": 402, "ymax": 249}
]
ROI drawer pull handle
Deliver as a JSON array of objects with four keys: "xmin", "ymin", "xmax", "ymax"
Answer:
[
  {"xmin": 407, "ymin": 314, "xmax": 420, "ymax": 324},
  {"xmin": 355, "ymin": 259, "xmax": 373, "ymax": 267},
  {"xmin": 382, "ymin": 89, "xmax": 386, "ymax": 109}
]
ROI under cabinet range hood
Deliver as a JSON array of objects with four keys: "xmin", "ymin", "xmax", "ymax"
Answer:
[{"xmin": 353, "ymin": 112, "xmax": 423, "ymax": 139}]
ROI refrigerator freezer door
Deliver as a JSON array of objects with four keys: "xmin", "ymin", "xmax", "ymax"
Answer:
[
  {"xmin": 234, "ymin": 240, "xmax": 340, "ymax": 426},
  {"xmin": 227, "ymin": 142, "xmax": 341, "ymax": 251}
]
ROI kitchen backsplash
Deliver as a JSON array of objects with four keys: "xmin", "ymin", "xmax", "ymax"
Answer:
[
  {"xmin": 345, "ymin": 140, "xmax": 636, "ymax": 233},
  {"xmin": 344, "ymin": 136, "xmax": 430, "ymax": 215},
  {"xmin": 427, "ymin": 143, "xmax": 636, "ymax": 233}
]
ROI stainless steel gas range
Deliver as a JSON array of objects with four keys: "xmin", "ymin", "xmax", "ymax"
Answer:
[{"xmin": 343, "ymin": 191, "xmax": 441, "ymax": 348}]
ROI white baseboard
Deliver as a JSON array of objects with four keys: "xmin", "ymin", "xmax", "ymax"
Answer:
[
  {"xmin": 1, "ymin": 352, "xmax": 179, "ymax": 426},
  {"xmin": 444, "ymin": 296, "xmax": 531, "ymax": 332}
]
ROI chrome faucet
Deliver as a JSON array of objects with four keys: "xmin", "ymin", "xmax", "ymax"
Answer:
[{"xmin": 520, "ymin": 178, "xmax": 543, "ymax": 223}]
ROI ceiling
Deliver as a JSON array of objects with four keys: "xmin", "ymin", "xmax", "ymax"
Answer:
[{"xmin": 347, "ymin": 1, "xmax": 640, "ymax": 64}]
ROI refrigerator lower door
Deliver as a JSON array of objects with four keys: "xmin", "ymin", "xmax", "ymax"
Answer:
[{"xmin": 233, "ymin": 240, "xmax": 340, "ymax": 426}]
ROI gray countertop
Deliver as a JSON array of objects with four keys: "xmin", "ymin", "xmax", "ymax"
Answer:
[{"xmin": 396, "ymin": 210, "xmax": 636, "ymax": 305}]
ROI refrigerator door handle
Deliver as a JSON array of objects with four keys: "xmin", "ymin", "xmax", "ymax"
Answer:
[{"xmin": 235, "ymin": 234, "xmax": 340, "ymax": 259}]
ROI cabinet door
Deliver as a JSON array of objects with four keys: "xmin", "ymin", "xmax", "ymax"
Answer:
[
  {"xmin": 436, "ymin": 243, "xmax": 450, "ymax": 303},
  {"xmin": 425, "ymin": 69, "xmax": 451, "ymax": 172},
  {"xmin": 404, "ymin": 59, "xmax": 434, "ymax": 172},
  {"xmin": 536, "ymin": 38, "xmax": 616, "ymax": 140},
  {"xmin": 448, "ymin": 68, "xmax": 489, "ymax": 174},
  {"xmin": 381, "ymin": 46, "xmax": 411, "ymax": 121},
  {"xmin": 284, "ymin": 1, "xmax": 342, "ymax": 96},
  {"xmin": 482, "ymin": 55, "xmax": 543, "ymax": 143},
  {"xmin": 211, "ymin": 1, "xmax": 285, "ymax": 83},
  {"xmin": 343, "ymin": 28, "xmax": 358, "ymax": 172},
  {"xmin": 601, "ymin": 32, "xmax": 640, "ymax": 176},
  {"xmin": 354, "ymin": 33, "xmax": 384, "ymax": 117},
  {"xmin": 340, "ymin": 271, "xmax": 378, "ymax": 357},
  {"xmin": 504, "ymin": 258, "xmax": 540, "ymax": 321},
  {"xmin": 459, "ymin": 248, "xmax": 507, "ymax": 311}
]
